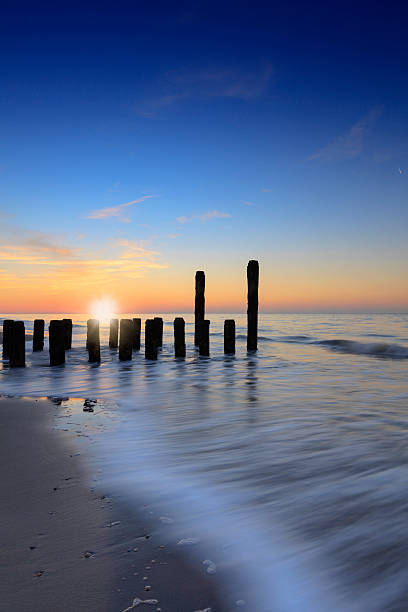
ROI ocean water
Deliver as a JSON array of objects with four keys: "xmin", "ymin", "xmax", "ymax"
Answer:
[{"xmin": 1, "ymin": 313, "xmax": 408, "ymax": 611}]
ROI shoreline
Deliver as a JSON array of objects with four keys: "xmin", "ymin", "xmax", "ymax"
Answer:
[{"xmin": 0, "ymin": 396, "xmax": 225, "ymax": 611}]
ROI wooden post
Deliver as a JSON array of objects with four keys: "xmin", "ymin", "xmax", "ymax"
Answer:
[
  {"xmin": 199, "ymin": 319, "xmax": 210, "ymax": 356},
  {"xmin": 33, "ymin": 319, "xmax": 44, "ymax": 351},
  {"xmin": 119, "ymin": 319, "xmax": 133, "ymax": 361},
  {"xmin": 109, "ymin": 318, "xmax": 119, "ymax": 349},
  {"xmin": 63, "ymin": 318, "xmax": 72, "ymax": 350},
  {"xmin": 247, "ymin": 260, "xmax": 259, "ymax": 351},
  {"xmin": 87, "ymin": 319, "xmax": 100, "ymax": 363},
  {"xmin": 49, "ymin": 320, "xmax": 66, "ymax": 366},
  {"xmin": 194, "ymin": 271, "xmax": 205, "ymax": 346},
  {"xmin": 153, "ymin": 317, "xmax": 163, "ymax": 347},
  {"xmin": 174, "ymin": 317, "xmax": 186, "ymax": 358},
  {"xmin": 2, "ymin": 319, "xmax": 14, "ymax": 359},
  {"xmin": 224, "ymin": 319, "xmax": 236, "ymax": 354},
  {"xmin": 10, "ymin": 321, "xmax": 25, "ymax": 367},
  {"xmin": 145, "ymin": 319, "xmax": 158, "ymax": 360},
  {"xmin": 132, "ymin": 318, "xmax": 141, "ymax": 350}
]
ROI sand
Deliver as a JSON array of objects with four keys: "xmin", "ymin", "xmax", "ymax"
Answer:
[{"xmin": 0, "ymin": 397, "xmax": 224, "ymax": 612}]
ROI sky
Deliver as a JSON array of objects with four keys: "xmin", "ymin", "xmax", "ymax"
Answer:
[{"xmin": 0, "ymin": 0, "xmax": 407, "ymax": 313}]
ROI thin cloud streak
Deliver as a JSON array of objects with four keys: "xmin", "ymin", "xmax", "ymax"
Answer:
[
  {"xmin": 86, "ymin": 195, "xmax": 153, "ymax": 222},
  {"xmin": 176, "ymin": 210, "xmax": 232, "ymax": 224},
  {"xmin": 135, "ymin": 63, "xmax": 273, "ymax": 118},
  {"xmin": 307, "ymin": 107, "xmax": 383, "ymax": 162}
]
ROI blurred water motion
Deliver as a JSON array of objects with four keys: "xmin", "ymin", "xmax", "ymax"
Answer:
[{"xmin": 1, "ymin": 313, "xmax": 408, "ymax": 610}]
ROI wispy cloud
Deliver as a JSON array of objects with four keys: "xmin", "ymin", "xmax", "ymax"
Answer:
[
  {"xmin": 307, "ymin": 107, "xmax": 383, "ymax": 162},
  {"xmin": 0, "ymin": 229, "xmax": 167, "ymax": 293},
  {"xmin": 114, "ymin": 238, "xmax": 159, "ymax": 259},
  {"xmin": 241, "ymin": 200, "xmax": 254, "ymax": 206},
  {"xmin": 262, "ymin": 188, "xmax": 271, "ymax": 192},
  {"xmin": 135, "ymin": 63, "xmax": 273, "ymax": 118},
  {"xmin": 176, "ymin": 210, "xmax": 231, "ymax": 224},
  {"xmin": 0, "ymin": 233, "xmax": 79, "ymax": 263},
  {"xmin": 86, "ymin": 195, "xmax": 153, "ymax": 222}
]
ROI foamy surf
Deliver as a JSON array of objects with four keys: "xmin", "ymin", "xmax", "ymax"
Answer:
[{"xmin": 93, "ymin": 398, "xmax": 357, "ymax": 612}]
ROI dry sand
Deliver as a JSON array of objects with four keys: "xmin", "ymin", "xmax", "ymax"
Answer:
[{"xmin": 0, "ymin": 397, "xmax": 224, "ymax": 612}]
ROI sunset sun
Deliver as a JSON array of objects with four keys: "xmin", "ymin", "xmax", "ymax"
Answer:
[{"xmin": 90, "ymin": 297, "xmax": 117, "ymax": 323}]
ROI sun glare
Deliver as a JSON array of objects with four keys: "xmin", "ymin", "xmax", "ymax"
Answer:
[{"xmin": 90, "ymin": 297, "xmax": 118, "ymax": 323}]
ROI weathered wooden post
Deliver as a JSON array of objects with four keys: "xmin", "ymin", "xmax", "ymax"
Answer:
[
  {"xmin": 2, "ymin": 319, "xmax": 14, "ymax": 358},
  {"xmin": 224, "ymin": 319, "xmax": 236, "ymax": 354},
  {"xmin": 9, "ymin": 321, "xmax": 25, "ymax": 367},
  {"xmin": 119, "ymin": 319, "xmax": 133, "ymax": 361},
  {"xmin": 109, "ymin": 318, "xmax": 119, "ymax": 349},
  {"xmin": 33, "ymin": 319, "xmax": 44, "ymax": 351},
  {"xmin": 63, "ymin": 318, "xmax": 72, "ymax": 350},
  {"xmin": 194, "ymin": 271, "xmax": 205, "ymax": 346},
  {"xmin": 153, "ymin": 317, "xmax": 163, "ymax": 347},
  {"xmin": 247, "ymin": 260, "xmax": 259, "ymax": 351},
  {"xmin": 87, "ymin": 319, "xmax": 100, "ymax": 363},
  {"xmin": 49, "ymin": 320, "xmax": 66, "ymax": 366},
  {"xmin": 132, "ymin": 318, "xmax": 141, "ymax": 350},
  {"xmin": 145, "ymin": 319, "xmax": 158, "ymax": 360},
  {"xmin": 174, "ymin": 317, "xmax": 186, "ymax": 358},
  {"xmin": 199, "ymin": 319, "xmax": 210, "ymax": 356}
]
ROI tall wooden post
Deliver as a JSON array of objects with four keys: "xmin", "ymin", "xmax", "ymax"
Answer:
[
  {"xmin": 109, "ymin": 318, "xmax": 119, "ymax": 349},
  {"xmin": 224, "ymin": 319, "xmax": 236, "ymax": 354},
  {"xmin": 174, "ymin": 317, "xmax": 186, "ymax": 358},
  {"xmin": 87, "ymin": 319, "xmax": 100, "ymax": 363},
  {"xmin": 33, "ymin": 319, "xmax": 44, "ymax": 351},
  {"xmin": 247, "ymin": 260, "xmax": 259, "ymax": 351},
  {"xmin": 153, "ymin": 317, "xmax": 163, "ymax": 347},
  {"xmin": 199, "ymin": 319, "xmax": 210, "ymax": 356},
  {"xmin": 2, "ymin": 319, "xmax": 14, "ymax": 359},
  {"xmin": 194, "ymin": 271, "xmax": 205, "ymax": 346},
  {"xmin": 63, "ymin": 318, "xmax": 72, "ymax": 350},
  {"xmin": 10, "ymin": 321, "xmax": 25, "ymax": 367},
  {"xmin": 145, "ymin": 319, "xmax": 158, "ymax": 360},
  {"xmin": 49, "ymin": 320, "xmax": 66, "ymax": 366},
  {"xmin": 132, "ymin": 318, "xmax": 141, "ymax": 350},
  {"xmin": 119, "ymin": 319, "xmax": 133, "ymax": 361}
]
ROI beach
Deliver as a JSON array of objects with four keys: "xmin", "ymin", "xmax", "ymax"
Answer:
[
  {"xmin": 2, "ymin": 313, "xmax": 408, "ymax": 611},
  {"xmin": 0, "ymin": 396, "xmax": 224, "ymax": 612}
]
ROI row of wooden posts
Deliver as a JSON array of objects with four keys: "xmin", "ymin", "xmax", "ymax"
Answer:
[{"xmin": 2, "ymin": 260, "xmax": 259, "ymax": 367}]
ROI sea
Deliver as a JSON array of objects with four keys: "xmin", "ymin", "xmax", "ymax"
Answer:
[{"xmin": 1, "ymin": 313, "xmax": 408, "ymax": 611}]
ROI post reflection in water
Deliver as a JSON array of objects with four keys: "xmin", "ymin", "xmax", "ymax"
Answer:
[{"xmin": 246, "ymin": 353, "xmax": 258, "ymax": 423}]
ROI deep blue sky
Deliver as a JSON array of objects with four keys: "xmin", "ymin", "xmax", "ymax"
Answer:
[{"xmin": 0, "ymin": 1, "xmax": 407, "ymax": 312}]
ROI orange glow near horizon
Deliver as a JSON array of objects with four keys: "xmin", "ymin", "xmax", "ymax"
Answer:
[{"xmin": 0, "ymin": 262, "xmax": 407, "ymax": 314}]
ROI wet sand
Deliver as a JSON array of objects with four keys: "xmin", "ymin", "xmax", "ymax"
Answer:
[{"xmin": 0, "ymin": 397, "xmax": 223, "ymax": 612}]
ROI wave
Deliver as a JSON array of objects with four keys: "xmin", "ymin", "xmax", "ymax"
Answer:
[{"xmin": 316, "ymin": 339, "xmax": 408, "ymax": 359}]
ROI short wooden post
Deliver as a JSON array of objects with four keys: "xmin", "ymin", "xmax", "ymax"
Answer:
[
  {"xmin": 119, "ymin": 319, "xmax": 133, "ymax": 361},
  {"xmin": 87, "ymin": 319, "xmax": 100, "ymax": 363},
  {"xmin": 33, "ymin": 319, "xmax": 44, "ymax": 351},
  {"xmin": 63, "ymin": 318, "xmax": 72, "ymax": 350},
  {"xmin": 10, "ymin": 321, "xmax": 25, "ymax": 367},
  {"xmin": 199, "ymin": 319, "xmax": 210, "ymax": 356},
  {"xmin": 247, "ymin": 260, "xmax": 259, "ymax": 351},
  {"xmin": 224, "ymin": 319, "xmax": 236, "ymax": 354},
  {"xmin": 174, "ymin": 317, "xmax": 186, "ymax": 358},
  {"xmin": 109, "ymin": 318, "xmax": 119, "ymax": 349},
  {"xmin": 194, "ymin": 271, "xmax": 205, "ymax": 345},
  {"xmin": 2, "ymin": 319, "xmax": 14, "ymax": 359},
  {"xmin": 153, "ymin": 317, "xmax": 163, "ymax": 347},
  {"xmin": 145, "ymin": 319, "xmax": 158, "ymax": 360},
  {"xmin": 49, "ymin": 320, "xmax": 66, "ymax": 366},
  {"xmin": 132, "ymin": 318, "xmax": 141, "ymax": 350}
]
